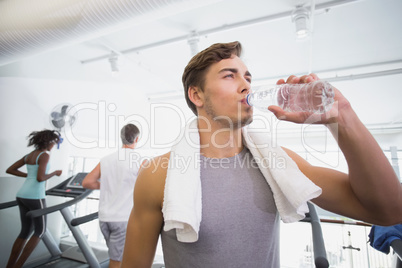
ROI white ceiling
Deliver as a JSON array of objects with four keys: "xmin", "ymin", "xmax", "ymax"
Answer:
[{"xmin": 1, "ymin": 0, "xmax": 402, "ymax": 112}]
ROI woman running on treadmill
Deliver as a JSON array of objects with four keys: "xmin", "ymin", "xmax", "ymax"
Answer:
[{"xmin": 5, "ymin": 129, "xmax": 63, "ymax": 268}]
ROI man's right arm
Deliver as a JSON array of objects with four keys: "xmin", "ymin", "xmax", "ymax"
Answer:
[
  {"xmin": 82, "ymin": 163, "xmax": 101, "ymax": 189},
  {"xmin": 121, "ymin": 153, "xmax": 169, "ymax": 267}
]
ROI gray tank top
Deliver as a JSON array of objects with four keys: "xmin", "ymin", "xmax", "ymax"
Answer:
[{"xmin": 161, "ymin": 147, "xmax": 280, "ymax": 267}]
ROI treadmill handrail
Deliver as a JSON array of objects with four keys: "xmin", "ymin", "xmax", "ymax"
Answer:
[
  {"xmin": 71, "ymin": 212, "xmax": 99, "ymax": 226},
  {"xmin": 392, "ymin": 239, "xmax": 402, "ymax": 261},
  {"xmin": 27, "ymin": 189, "xmax": 93, "ymax": 219},
  {"xmin": 302, "ymin": 202, "xmax": 330, "ymax": 268},
  {"xmin": 0, "ymin": 200, "xmax": 18, "ymax": 210}
]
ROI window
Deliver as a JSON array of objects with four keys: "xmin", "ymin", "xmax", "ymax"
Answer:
[{"xmin": 61, "ymin": 156, "xmax": 104, "ymax": 244}]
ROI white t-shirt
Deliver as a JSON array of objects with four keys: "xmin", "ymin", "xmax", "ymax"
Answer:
[{"xmin": 99, "ymin": 148, "xmax": 140, "ymax": 222}]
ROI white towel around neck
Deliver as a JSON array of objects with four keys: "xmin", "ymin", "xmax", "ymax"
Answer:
[{"xmin": 162, "ymin": 118, "xmax": 322, "ymax": 243}]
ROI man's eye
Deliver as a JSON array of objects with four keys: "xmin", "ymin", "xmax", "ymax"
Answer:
[{"xmin": 224, "ymin": 74, "xmax": 234, "ymax": 78}]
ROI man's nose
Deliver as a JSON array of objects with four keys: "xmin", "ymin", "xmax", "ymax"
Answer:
[
  {"xmin": 240, "ymin": 79, "xmax": 251, "ymax": 94},
  {"xmin": 241, "ymin": 87, "xmax": 250, "ymax": 94}
]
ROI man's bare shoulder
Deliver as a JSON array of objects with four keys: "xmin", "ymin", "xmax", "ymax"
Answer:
[
  {"xmin": 140, "ymin": 151, "xmax": 171, "ymax": 178},
  {"xmin": 135, "ymin": 152, "xmax": 171, "ymax": 207}
]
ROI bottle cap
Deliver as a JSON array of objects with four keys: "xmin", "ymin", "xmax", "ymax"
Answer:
[{"xmin": 246, "ymin": 94, "xmax": 252, "ymax": 106}]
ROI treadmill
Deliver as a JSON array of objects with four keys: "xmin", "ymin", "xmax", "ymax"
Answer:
[
  {"xmin": 0, "ymin": 173, "xmax": 109, "ymax": 268},
  {"xmin": 300, "ymin": 202, "xmax": 330, "ymax": 268}
]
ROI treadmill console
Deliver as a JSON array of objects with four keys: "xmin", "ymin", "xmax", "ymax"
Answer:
[
  {"xmin": 47, "ymin": 173, "xmax": 89, "ymax": 197},
  {"xmin": 66, "ymin": 172, "xmax": 88, "ymax": 189}
]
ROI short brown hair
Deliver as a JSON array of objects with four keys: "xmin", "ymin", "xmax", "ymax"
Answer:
[
  {"xmin": 120, "ymin": 124, "xmax": 140, "ymax": 145},
  {"xmin": 182, "ymin": 41, "xmax": 242, "ymax": 115}
]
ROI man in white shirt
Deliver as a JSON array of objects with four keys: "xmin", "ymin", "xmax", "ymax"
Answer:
[{"xmin": 83, "ymin": 123, "xmax": 141, "ymax": 268}]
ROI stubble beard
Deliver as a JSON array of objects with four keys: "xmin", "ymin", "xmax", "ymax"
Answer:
[{"xmin": 204, "ymin": 96, "xmax": 253, "ymax": 130}]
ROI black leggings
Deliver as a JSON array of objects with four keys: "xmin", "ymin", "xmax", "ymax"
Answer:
[{"xmin": 16, "ymin": 198, "xmax": 47, "ymax": 239}]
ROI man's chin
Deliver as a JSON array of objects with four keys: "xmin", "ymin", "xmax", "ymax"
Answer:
[{"xmin": 241, "ymin": 116, "xmax": 253, "ymax": 127}]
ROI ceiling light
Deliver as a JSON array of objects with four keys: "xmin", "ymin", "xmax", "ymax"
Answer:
[
  {"xmin": 291, "ymin": 6, "xmax": 310, "ymax": 39},
  {"xmin": 108, "ymin": 51, "xmax": 119, "ymax": 75},
  {"xmin": 187, "ymin": 31, "xmax": 199, "ymax": 57}
]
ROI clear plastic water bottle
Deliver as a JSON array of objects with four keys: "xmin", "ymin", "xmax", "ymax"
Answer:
[{"xmin": 246, "ymin": 80, "xmax": 335, "ymax": 114}]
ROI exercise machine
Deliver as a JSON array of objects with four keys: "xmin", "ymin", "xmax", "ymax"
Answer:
[
  {"xmin": 300, "ymin": 202, "xmax": 330, "ymax": 268},
  {"xmin": 0, "ymin": 173, "xmax": 109, "ymax": 268},
  {"xmin": 392, "ymin": 239, "xmax": 402, "ymax": 268}
]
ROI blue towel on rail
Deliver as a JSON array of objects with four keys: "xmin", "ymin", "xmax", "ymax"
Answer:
[{"xmin": 368, "ymin": 224, "xmax": 402, "ymax": 254}]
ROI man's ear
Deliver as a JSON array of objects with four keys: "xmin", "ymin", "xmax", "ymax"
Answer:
[{"xmin": 188, "ymin": 86, "xmax": 204, "ymax": 108}]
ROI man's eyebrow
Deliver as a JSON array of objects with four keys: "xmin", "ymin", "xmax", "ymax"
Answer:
[
  {"xmin": 219, "ymin": 68, "xmax": 252, "ymax": 77},
  {"xmin": 219, "ymin": 68, "xmax": 238, "ymax": 74}
]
